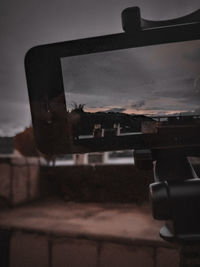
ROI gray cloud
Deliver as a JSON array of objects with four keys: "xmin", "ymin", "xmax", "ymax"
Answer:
[
  {"xmin": 63, "ymin": 40, "xmax": 200, "ymax": 115},
  {"xmin": 0, "ymin": 100, "xmax": 30, "ymax": 136},
  {"xmin": 130, "ymin": 100, "xmax": 146, "ymax": 109},
  {"xmin": 184, "ymin": 47, "xmax": 200, "ymax": 63}
]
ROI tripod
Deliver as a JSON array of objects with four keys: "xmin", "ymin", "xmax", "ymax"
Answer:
[{"xmin": 150, "ymin": 149, "xmax": 200, "ymax": 267}]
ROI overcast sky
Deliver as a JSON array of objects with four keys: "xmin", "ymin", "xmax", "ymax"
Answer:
[
  {"xmin": 62, "ymin": 40, "xmax": 200, "ymax": 115},
  {"xmin": 0, "ymin": 0, "xmax": 200, "ymax": 136}
]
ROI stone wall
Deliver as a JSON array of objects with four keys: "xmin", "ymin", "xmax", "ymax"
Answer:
[
  {"xmin": 0, "ymin": 157, "xmax": 40, "ymax": 207},
  {"xmin": 0, "ymin": 230, "xmax": 180, "ymax": 267}
]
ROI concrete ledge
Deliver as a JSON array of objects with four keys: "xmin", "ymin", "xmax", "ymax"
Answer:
[
  {"xmin": 0, "ymin": 200, "xmax": 175, "ymax": 247},
  {"xmin": 0, "ymin": 200, "xmax": 180, "ymax": 267}
]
